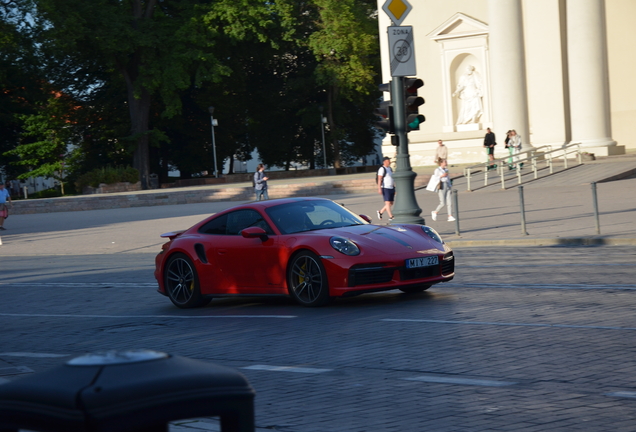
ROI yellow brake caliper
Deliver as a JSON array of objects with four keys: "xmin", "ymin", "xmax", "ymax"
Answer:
[{"xmin": 298, "ymin": 262, "xmax": 307, "ymax": 286}]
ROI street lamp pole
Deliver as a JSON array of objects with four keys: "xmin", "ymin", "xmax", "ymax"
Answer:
[
  {"xmin": 208, "ymin": 106, "xmax": 219, "ymax": 178},
  {"xmin": 319, "ymin": 106, "xmax": 327, "ymax": 168}
]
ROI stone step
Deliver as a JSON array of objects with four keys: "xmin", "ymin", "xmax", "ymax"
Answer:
[{"xmin": 11, "ymin": 175, "xmax": 427, "ymax": 215}]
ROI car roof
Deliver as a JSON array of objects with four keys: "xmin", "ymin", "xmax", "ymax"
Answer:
[{"xmin": 238, "ymin": 196, "xmax": 332, "ymax": 210}]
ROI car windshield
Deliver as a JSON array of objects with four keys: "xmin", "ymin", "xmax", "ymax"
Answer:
[{"xmin": 266, "ymin": 200, "xmax": 367, "ymax": 234}]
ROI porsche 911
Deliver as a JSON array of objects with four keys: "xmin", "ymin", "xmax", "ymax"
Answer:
[{"xmin": 155, "ymin": 197, "xmax": 454, "ymax": 308}]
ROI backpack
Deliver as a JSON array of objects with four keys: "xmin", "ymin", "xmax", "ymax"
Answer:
[{"xmin": 375, "ymin": 166, "xmax": 386, "ymax": 186}]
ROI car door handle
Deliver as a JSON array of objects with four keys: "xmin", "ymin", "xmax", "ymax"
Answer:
[{"xmin": 218, "ymin": 249, "xmax": 227, "ymax": 255}]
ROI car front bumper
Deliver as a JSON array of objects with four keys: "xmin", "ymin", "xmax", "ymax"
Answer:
[{"xmin": 322, "ymin": 251, "xmax": 454, "ymax": 297}]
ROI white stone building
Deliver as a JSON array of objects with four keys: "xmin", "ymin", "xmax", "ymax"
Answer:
[{"xmin": 377, "ymin": 0, "xmax": 635, "ymax": 165}]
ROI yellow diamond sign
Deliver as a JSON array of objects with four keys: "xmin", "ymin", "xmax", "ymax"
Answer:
[
  {"xmin": 387, "ymin": 0, "xmax": 407, "ymax": 20},
  {"xmin": 382, "ymin": 0, "xmax": 412, "ymax": 26}
]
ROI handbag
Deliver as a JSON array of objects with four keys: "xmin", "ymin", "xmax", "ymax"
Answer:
[{"xmin": 426, "ymin": 174, "xmax": 441, "ymax": 192}]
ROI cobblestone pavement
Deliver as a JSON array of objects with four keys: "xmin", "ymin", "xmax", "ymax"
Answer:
[{"xmin": 1, "ymin": 244, "xmax": 636, "ymax": 431}]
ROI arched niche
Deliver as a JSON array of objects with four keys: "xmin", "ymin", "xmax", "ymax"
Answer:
[
  {"xmin": 450, "ymin": 54, "xmax": 485, "ymax": 130},
  {"xmin": 428, "ymin": 13, "xmax": 491, "ymax": 133}
]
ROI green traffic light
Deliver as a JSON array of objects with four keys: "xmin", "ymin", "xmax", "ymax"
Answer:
[{"xmin": 407, "ymin": 114, "xmax": 425, "ymax": 130}]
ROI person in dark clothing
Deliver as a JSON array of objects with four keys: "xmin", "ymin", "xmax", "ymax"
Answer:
[
  {"xmin": 484, "ymin": 128, "xmax": 497, "ymax": 170},
  {"xmin": 254, "ymin": 164, "xmax": 269, "ymax": 200}
]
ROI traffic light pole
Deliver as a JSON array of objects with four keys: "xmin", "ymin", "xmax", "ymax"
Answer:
[{"xmin": 390, "ymin": 77, "xmax": 424, "ymax": 224}]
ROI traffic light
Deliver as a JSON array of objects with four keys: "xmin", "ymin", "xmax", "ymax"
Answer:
[
  {"xmin": 374, "ymin": 101, "xmax": 394, "ymax": 134},
  {"xmin": 374, "ymin": 82, "xmax": 394, "ymax": 134},
  {"xmin": 404, "ymin": 78, "xmax": 425, "ymax": 132}
]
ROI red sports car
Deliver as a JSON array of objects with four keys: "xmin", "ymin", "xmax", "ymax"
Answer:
[{"xmin": 155, "ymin": 197, "xmax": 454, "ymax": 308}]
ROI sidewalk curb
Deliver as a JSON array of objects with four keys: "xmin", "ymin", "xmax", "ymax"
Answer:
[{"xmin": 446, "ymin": 237, "xmax": 636, "ymax": 248}]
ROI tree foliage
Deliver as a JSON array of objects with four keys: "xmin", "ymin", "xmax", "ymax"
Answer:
[
  {"xmin": 7, "ymin": 94, "xmax": 76, "ymax": 180},
  {"xmin": 0, "ymin": 0, "xmax": 50, "ymax": 180},
  {"xmin": 1, "ymin": 0, "xmax": 381, "ymax": 188}
]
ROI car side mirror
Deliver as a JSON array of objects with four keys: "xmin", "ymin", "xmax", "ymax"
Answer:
[
  {"xmin": 359, "ymin": 214, "xmax": 372, "ymax": 223},
  {"xmin": 240, "ymin": 226, "xmax": 268, "ymax": 241}
]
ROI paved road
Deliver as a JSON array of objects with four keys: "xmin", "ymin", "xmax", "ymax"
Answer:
[{"xmin": 1, "ymin": 192, "xmax": 636, "ymax": 431}]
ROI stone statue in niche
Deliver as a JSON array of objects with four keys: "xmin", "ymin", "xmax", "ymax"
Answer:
[{"xmin": 452, "ymin": 65, "xmax": 483, "ymax": 125}]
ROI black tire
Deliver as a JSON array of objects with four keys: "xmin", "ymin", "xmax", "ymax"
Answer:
[
  {"xmin": 287, "ymin": 251, "xmax": 330, "ymax": 307},
  {"xmin": 399, "ymin": 284, "xmax": 432, "ymax": 294},
  {"xmin": 164, "ymin": 253, "xmax": 210, "ymax": 308}
]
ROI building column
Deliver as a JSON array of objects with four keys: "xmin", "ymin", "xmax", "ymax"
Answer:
[
  {"xmin": 566, "ymin": 0, "xmax": 615, "ymax": 148},
  {"xmin": 488, "ymin": 0, "xmax": 531, "ymax": 147}
]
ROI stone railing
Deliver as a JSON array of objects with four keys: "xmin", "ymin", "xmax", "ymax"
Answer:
[{"xmin": 11, "ymin": 171, "xmax": 432, "ymax": 215}]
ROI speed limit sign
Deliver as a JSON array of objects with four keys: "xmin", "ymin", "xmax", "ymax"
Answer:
[{"xmin": 388, "ymin": 26, "xmax": 416, "ymax": 77}]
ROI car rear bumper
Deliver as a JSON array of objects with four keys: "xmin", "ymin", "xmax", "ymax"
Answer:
[{"xmin": 154, "ymin": 252, "xmax": 166, "ymax": 294}]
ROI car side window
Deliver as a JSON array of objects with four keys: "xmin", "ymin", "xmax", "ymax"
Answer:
[
  {"xmin": 199, "ymin": 210, "xmax": 273, "ymax": 235},
  {"xmin": 199, "ymin": 213, "xmax": 229, "ymax": 235},
  {"xmin": 228, "ymin": 210, "xmax": 274, "ymax": 235}
]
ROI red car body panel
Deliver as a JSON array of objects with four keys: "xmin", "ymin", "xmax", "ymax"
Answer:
[{"xmin": 155, "ymin": 197, "xmax": 454, "ymax": 302}]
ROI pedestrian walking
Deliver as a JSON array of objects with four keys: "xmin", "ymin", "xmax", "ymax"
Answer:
[
  {"xmin": 254, "ymin": 164, "xmax": 269, "ymax": 201},
  {"xmin": 431, "ymin": 159, "xmax": 455, "ymax": 222},
  {"xmin": 504, "ymin": 130, "xmax": 514, "ymax": 169},
  {"xmin": 484, "ymin": 127, "xmax": 497, "ymax": 170},
  {"xmin": 435, "ymin": 139, "xmax": 448, "ymax": 164},
  {"xmin": 508, "ymin": 129, "xmax": 523, "ymax": 169},
  {"xmin": 376, "ymin": 156, "xmax": 395, "ymax": 221},
  {"xmin": 0, "ymin": 182, "xmax": 12, "ymax": 230}
]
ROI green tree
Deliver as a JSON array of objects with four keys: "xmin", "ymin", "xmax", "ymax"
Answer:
[
  {"xmin": 0, "ymin": 0, "xmax": 49, "ymax": 180},
  {"xmin": 30, "ymin": 0, "xmax": 230, "ymax": 188},
  {"xmin": 307, "ymin": 0, "xmax": 380, "ymax": 168},
  {"xmin": 7, "ymin": 95, "xmax": 75, "ymax": 185},
  {"xmin": 200, "ymin": 0, "xmax": 380, "ymax": 170},
  {"xmin": 7, "ymin": 0, "xmax": 381, "ymax": 184}
]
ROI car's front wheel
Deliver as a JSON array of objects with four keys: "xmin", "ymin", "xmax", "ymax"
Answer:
[
  {"xmin": 164, "ymin": 253, "xmax": 210, "ymax": 308},
  {"xmin": 399, "ymin": 284, "xmax": 432, "ymax": 294},
  {"xmin": 287, "ymin": 251, "xmax": 330, "ymax": 307}
]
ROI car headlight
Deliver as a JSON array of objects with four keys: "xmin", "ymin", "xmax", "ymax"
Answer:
[
  {"xmin": 421, "ymin": 226, "xmax": 444, "ymax": 244},
  {"xmin": 330, "ymin": 236, "xmax": 360, "ymax": 256}
]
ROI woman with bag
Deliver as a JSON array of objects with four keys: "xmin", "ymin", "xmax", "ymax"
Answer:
[
  {"xmin": 509, "ymin": 129, "xmax": 523, "ymax": 170},
  {"xmin": 430, "ymin": 159, "xmax": 455, "ymax": 222},
  {"xmin": 504, "ymin": 130, "xmax": 514, "ymax": 170}
]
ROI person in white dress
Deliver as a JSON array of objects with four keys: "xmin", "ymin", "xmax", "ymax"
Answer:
[{"xmin": 431, "ymin": 159, "xmax": 455, "ymax": 222}]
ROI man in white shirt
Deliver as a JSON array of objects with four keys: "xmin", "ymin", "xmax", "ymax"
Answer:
[
  {"xmin": 435, "ymin": 139, "xmax": 448, "ymax": 164},
  {"xmin": 376, "ymin": 156, "xmax": 395, "ymax": 221}
]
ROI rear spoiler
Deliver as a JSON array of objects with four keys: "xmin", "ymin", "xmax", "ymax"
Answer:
[{"xmin": 160, "ymin": 230, "xmax": 186, "ymax": 241}]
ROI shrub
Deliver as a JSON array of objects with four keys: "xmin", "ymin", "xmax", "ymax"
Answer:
[
  {"xmin": 75, "ymin": 166, "xmax": 140, "ymax": 191},
  {"xmin": 30, "ymin": 188, "xmax": 63, "ymax": 199}
]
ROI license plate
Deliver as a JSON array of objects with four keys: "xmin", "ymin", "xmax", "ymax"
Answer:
[{"xmin": 405, "ymin": 256, "xmax": 439, "ymax": 269}]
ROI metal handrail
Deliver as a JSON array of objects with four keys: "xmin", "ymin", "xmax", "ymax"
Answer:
[
  {"xmin": 464, "ymin": 142, "xmax": 583, "ymax": 191},
  {"xmin": 464, "ymin": 144, "xmax": 551, "ymax": 191}
]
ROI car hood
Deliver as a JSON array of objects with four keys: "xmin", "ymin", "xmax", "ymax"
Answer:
[{"xmin": 325, "ymin": 224, "xmax": 446, "ymax": 256}]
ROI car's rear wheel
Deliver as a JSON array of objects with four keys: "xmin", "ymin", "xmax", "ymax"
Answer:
[
  {"xmin": 399, "ymin": 284, "xmax": 432, "ymax": 294},
  {"xmin": 164, "ymin": 253, "xmax": 210, "ymax": 308},
  {"xmin": 287, "ymin": 251, "xmax": 330, "ymax": 307}
]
